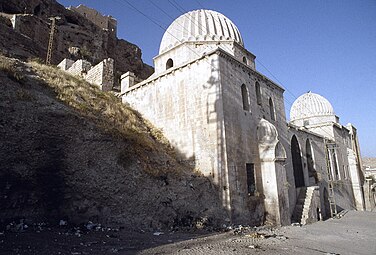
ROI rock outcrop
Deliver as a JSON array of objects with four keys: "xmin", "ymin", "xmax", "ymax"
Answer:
[{"xmin": 0, "ymin": 0, "xmax": 153, "ymax": 83}]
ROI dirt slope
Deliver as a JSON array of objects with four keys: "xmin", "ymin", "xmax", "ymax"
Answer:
[{"xmin": 0, "ymin": 56, "xmax": 227, "ymax": 231}]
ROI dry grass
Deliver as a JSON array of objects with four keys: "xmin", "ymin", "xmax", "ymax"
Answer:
[
  {"xmin": 28, "ymin": 61, "xmax": 182, "ymax": 176},
  {"xmin": 29, "ymin": 61, "xmax": 170, "ymax": 149},
  {"xmin": 0, "ymin": 58, "xmax": 24, "ymax": 82}
]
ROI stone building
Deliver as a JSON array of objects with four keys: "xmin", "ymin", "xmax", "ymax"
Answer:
[
  {"xmin": 68, "ymin": 4, "xmax": 117, "ymax": 36},
  {"xmin": 121, "ymin": 10, "xmax": 365, "ymax": 225}
]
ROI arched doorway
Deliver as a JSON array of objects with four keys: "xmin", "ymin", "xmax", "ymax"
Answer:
[
  {"xmin": 291, "ymin": 135, "xmax": 305, "ymax": 188},
  {"xmin": 306, "ymin": 139, "xmax": 318, "ymax": 185}
]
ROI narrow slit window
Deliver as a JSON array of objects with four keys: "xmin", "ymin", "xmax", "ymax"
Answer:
[
  {"xmin": 241, "ymin": 84, "xmax": 249, "ymax": 111},
  {"xmin": 269, "ymin": 97, "xmax": 275, "ymax": 121},
  {"xmin": 256, "ymin": 82, "xmax": 261, "ymax": 105},
  {"xmin": 246, "ymin": 163, "xmax": 256, "ymax": 196}
]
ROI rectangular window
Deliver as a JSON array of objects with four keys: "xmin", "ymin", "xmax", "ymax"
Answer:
[{"xmin": 246, "ymin": 163, "xmax": 256, "ymax": 196}]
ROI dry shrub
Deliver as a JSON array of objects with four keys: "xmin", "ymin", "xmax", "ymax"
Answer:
[
  {"xmin": 16, "ymin": 89, "xmax": 33, "ymax": 101},
  {"xmin": 0, "ymin": 59, "xmax": 24, "ymax": 82}
]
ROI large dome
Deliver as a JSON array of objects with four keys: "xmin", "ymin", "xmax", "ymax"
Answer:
[
  {"xmin": 159, "ymin": 9, "xmax": 243, "ymax": 54},
  {"xmin": 290, "ymin": 91, "xmax": 335, "ymax": 121}
]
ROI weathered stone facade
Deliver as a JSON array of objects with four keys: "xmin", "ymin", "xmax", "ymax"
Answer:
[{"xmin": 122, "ymin": 9, "xmax": 367, "ymax": 226}]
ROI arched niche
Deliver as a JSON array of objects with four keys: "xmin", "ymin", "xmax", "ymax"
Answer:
[
  {"xmin": 291, "ymin": 135, "xmax": 305, "ymax": 188},
  {"xmin": 306, "ymin": 139, "xmax": 318, "ymax": 185},
  {"xmin": 275, "ymin": 142, "xmax": 287, "ymax": 161}
]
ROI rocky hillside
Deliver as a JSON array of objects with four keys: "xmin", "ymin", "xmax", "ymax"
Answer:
[
  {"xmin": 0, "ymin": 0, "xmax": 153, "ymax": 82},
  {"xmin": 0, "ymin": 55, "xmax": 227, "ymax": 230},
  {"xmin": 362, "ymin": 157, "xmax": 376, "ymax": 168}
]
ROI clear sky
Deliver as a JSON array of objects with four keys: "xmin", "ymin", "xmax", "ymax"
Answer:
[{"xmin": 58, "ymin": 0, "xmax": 376, "ymax": 157}]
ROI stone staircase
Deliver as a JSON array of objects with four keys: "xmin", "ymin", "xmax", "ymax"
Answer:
[{"xmin": 292, "ymin": 186, "xmax": 319, "ymax": 225}]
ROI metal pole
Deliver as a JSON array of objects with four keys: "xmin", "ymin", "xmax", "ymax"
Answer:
[{"xmin": 46, "ymin": 16, "xmax": 61, "ymax": 65}]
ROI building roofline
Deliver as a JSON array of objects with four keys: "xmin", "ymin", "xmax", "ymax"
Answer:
[{"xmin": 123, "ymin": 47, "xmax": 284, "ymax": 95}]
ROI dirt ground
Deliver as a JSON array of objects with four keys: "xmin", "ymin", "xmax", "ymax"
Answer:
[{"xmin": 1, "ymin": 210, "xmax": 375, "ymax": 255}]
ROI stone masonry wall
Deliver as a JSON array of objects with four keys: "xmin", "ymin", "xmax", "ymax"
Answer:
[
  {"xmin": 59, "ymin": 58, "xmax": 114, "ymax": 91},
  {"xmin": 66, "ymin": 59, "xmax": 92, "ymax": 77},
  {"xmin": 218, "ymin": 50, "xmax": 288, "ymax": 225},
  {"xmin": 85, "ymin": 58, "xmax": 114, "ymax": 91}
]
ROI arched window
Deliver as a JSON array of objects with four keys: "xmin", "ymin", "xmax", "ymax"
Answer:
[
  {"xmin": 241, "ymin": 84, "xmax": 249, "ymax": 111},
  {"xmin": 256, "ymin": 82, "xmax": 261, "ymax": 105},
  {"xmin": 269, "ymin": 97, "xmax": 275, "ymax": 121},
  {"xmin": 166, "ymin": 58, "xmax": 173, "ymax": 69},
  {"xmin": 242, "ymin": 56, "xmax": 247, "ymax": 64}
]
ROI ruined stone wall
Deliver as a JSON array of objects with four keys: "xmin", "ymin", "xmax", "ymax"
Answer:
[
  {"xmin": 85, "ymin": 58, "xmax": 114, "ymax": 91},
  {"xmin": 69, "ymin": 5, "xmax": 117, "ymax": 35},
  {"xmin": 58, "ymin": 58, "xmax": 114, "ymax": 91},
  {"xmin": 66, "ymin": 59, "xmax": 92, "ymax": 76}
]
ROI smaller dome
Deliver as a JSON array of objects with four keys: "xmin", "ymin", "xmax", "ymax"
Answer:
[{"xmin": 290, "ymin": 91, "xmax": 335, "ymax": 121}]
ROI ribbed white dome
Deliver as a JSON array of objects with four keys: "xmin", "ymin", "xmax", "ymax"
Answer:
[
  {"xmin": 159, "ymin": 9, "xmax": 243, "ymax": 54},
  {"xmin": 290, "ymin": 92, "xmax": 335, "ymax": 121}
]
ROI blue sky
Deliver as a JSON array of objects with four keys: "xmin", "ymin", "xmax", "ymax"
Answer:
[{"xmin": 58, "ymin": 0, "xmax": 376, "ymax": 157}]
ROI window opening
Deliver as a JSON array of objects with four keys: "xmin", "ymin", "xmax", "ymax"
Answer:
[
  {"xmin": 269, "ymin": 97, "xmax": 275, "ymax": 121},
  {"xmin": 256, "ymin": 82, "xmax": 261, "ymax": 105},
  {"xmin": 241, "ymin": 84, "xmax": 249, "ymax": 111},
  {"xmin": 246, "ymin": 163, "xmax": 256, "ymax": 195},
  {"xmin": 166, "ymin": 58, "xmax": 173, "ymax": 69}
]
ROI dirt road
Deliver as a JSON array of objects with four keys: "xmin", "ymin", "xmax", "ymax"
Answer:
[
  {"xmin": 139, "ymin": 210, "xmax": 376, "ymax": 255},
  {"xmin": 1, "ymin": 210, "xmax": 375, "ymax": 255}
]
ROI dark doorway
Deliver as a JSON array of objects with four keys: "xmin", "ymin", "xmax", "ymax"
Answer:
[{"xmin": 291, "ymin": 135, "xmax": 305, "ymax": 188}]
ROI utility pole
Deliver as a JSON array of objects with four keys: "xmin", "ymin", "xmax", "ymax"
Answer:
[{"xmin": 46, "ymin": 16, "xmax": 61, "ymax": 65}]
